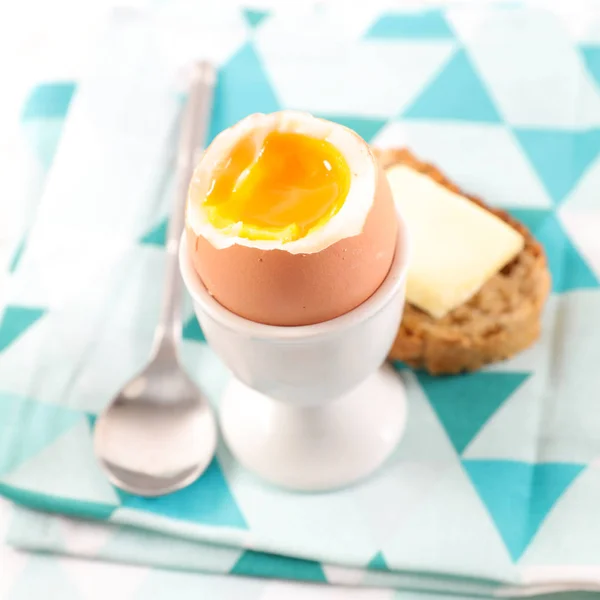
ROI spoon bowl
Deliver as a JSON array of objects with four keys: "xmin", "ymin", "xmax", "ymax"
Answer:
[{"xmin": 94, "ymin": 341, "xmax": 217, "ymax": 496}]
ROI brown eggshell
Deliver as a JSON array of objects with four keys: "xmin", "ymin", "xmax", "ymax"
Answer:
[{"xmin": 186, "ymin": 162, "xmax": 398, "ymax": 326}]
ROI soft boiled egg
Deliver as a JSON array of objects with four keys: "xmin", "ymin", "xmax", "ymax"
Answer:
[{"xmin": 185, "ymin": 110, "xmax": 398, "ymax": 327}]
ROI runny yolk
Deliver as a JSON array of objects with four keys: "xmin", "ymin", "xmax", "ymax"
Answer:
[{"xmin": 204, "ymin": 130, "xmax": 352, "ymax": 242}]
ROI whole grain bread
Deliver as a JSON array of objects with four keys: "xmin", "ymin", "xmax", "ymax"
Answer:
[{"xmin": 375, "ymin": 148, "xmax": 551, "ymax": 375}]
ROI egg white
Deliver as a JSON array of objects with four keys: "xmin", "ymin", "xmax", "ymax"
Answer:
[{"xmin": 186, "ymin": 110, "xmax": 377, "ymax": 255}]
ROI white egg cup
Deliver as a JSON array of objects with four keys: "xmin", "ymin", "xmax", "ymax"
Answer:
[{"xmin": 179, "ymin": 214, "xmax": 410, "ymax": 492}]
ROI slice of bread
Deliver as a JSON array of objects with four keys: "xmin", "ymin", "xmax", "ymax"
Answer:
[{"xmin": 375, "ymin": 148, "xmax": 551, "ymax": 375}]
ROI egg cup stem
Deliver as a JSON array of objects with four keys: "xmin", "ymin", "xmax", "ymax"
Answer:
[{"xmin": 219, "ymin": 364, "xmax": 407, "ymax": 491}]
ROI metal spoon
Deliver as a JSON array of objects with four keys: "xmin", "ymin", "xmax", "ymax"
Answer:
[{"xmin": 94, "ymin": 62, "xmax": 217, "ymax": 497}]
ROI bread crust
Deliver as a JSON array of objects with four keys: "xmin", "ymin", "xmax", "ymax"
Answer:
[{"xmin": 376, "ymin": 148, "xmax": 551, "ymax": 375}]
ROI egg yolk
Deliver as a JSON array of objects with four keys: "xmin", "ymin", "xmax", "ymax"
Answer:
[{"xmin": 204, "ymin": 130, "xmax": 351, "ymax": 242}]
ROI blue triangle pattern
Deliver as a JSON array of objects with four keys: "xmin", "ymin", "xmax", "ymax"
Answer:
[
  {"xmin": 0, "ymin": 305, "xmax": 46, "ymax": 352},
  {"xmin": 508, "ymin": 208, "xmax": 549, "ymax": 233},
  {"xmin": 21, "ymin": 81, "xmax": 76, "ymax": 120},
  {"xmin": 182, "ymin": 315, "xmax": 206, "ymax": 343},
  {"xmin": 243, "ymin": 8, "xmax": 270, "ymax": 29},
  {"xmin": 417, "ymin": 372, "xmax": 530, "ymax": 455},
  {"xmin": 314, "ymin": 115, "xmax": 387, "ymax": 143},
  {"xmin": 510, "ymin": 209, "xmax": 599, "ymax": 293},
  {"xmin": 117, "ymin": 457, "xmax": 247, "ymax": 528},
  {"xmin": 391, "ymin": 361, "xmax": 411, "ymax": 373},
  {"xmin": 86, "ymin": 413, "xmax": 97, "ymax": 431},
  {"xmin": 403, "ymin": 50, "xmax": 501, "ymax": 123},
  {"xmin": 208, "ymin": 43, "xmax": 280, "ymax": 144},
  {"xmin": 139, "ymin": 217, "xmax": 168, "ymax": 247},
  {"xmin": 0, "ymin": 481, "xmax": 116, "ymax": 520},
  {"xmin": 514, "ymin": 129, "xmax": 600, "ymax": 205},
  {"xmin": 580, "ymin": 45, "xmax": 600, "ymax": 89},
  {"xmin": 367, "ymin": 551, "xmax": 390, "ymax": 571},
  {"xmin": 9, "ymin": 237, "xmax": 26, "ymax": 272},
  {"xmin": 22, "ymin": 119, "xmax": 66, "ymax": 168},
  {"xmin": 364, "ymin": 10, "xmax": 454, "ymax": 39},
  {"xmin": 463, "ymin": 460, "xmax": 584, "ymax": 561},
  {"xmin": 0, "ymin": 392, "xmax": 81, "ymax": 477},
  {"xmin": 230, "ymin": 550, "xmax": 326, "ymax": 582}
]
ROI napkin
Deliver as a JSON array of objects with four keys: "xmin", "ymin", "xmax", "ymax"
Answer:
[{"xmin": 3, "ymin": 3, "xmax": 600, "ymax": 598}]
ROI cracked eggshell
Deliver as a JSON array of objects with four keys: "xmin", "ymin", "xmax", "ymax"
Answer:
[{"xmin": 185, "ymin": 112, "xmax": 398, "ymax": 326}]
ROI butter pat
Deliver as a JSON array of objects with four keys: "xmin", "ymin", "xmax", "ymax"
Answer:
[{"xmin": 386, "ymin": 165, "xmax": 525, "ymax": 319}]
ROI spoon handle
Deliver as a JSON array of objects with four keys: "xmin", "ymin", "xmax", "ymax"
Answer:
[{"xmin": 154, "ymin": 61, "xmax": 216, "ymax": 353}]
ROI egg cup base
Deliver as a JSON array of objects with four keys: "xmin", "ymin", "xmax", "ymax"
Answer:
[{"xmin": 219, "ymin": 362, "xmax": 407, "ymax": 492}]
